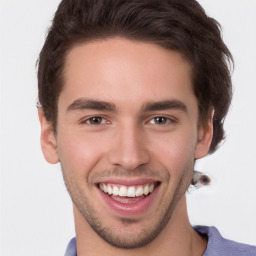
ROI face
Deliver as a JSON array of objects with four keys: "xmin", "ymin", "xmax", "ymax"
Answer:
[{"xmin": 39, "ymin": 37, "xmax": 213, "ymax": 249}]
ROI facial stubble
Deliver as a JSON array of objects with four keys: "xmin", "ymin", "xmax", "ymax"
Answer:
[{"xmin": 60, "ymin": 159, "xmax": 194, "ymax": 249}]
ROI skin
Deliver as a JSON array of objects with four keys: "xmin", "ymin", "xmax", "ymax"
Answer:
[{"xmin": 39, "ymin": 37, "xmax": 213, "ymax": 256}]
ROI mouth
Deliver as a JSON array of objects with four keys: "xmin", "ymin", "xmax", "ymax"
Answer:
[
  {"xmin": 96, "ymin": 181, "xmax": 161, "ymax": 216},
  {"xmin": 99, "ymin": 182, "xmax": 157, "ymax": 197}
]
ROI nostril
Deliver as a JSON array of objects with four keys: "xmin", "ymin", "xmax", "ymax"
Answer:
[{"xmin": 108, "ymin": 133, "xmax": 150, "ymax": 169}]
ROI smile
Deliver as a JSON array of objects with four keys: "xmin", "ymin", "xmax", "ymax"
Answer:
[
  {"xmin": 99, "ymin": 183, "xmax": 157, "ymax": 197},
  {"xmin": 97, "ymin": 180, "xmax": 161, "ymax": 216}
]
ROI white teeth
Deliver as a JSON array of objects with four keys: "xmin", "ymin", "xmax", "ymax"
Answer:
[
  {"xmin": 143, "ymin": 185, "xmax": 149, "ymax": 195},
  {"xmin": 113, "ymin": 186, "xmax": 119, "ymax": 196},
  {"xmin": 107, "ymin": 185, "xmax": 113, "ymax": 195},
  {"xmin": 127, "ymin": 186, "xmax": 136, "ymax": 197},
  {"xmin": 99, "ymin": 183, "xmax": 157, "ymax": 197},
  {"xmin": 119, "ymin": 186, "xmax": 127, "ymax": 197},
  {"xmin": 135, "ymin": 186, "xmax": 144, "ymax": 197},
  {"xmin": 149, "ymin": 184, "xmax": 154, "ymax": 193}
]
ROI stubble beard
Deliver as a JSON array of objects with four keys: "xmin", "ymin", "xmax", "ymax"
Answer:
[{"xmin": 61, "ymin": 163, "xmax": 194, "ymax": 249}]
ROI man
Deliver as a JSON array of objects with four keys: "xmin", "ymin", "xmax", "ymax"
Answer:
[{"xmin": 37, "ymin": 0, "xmax": 256, "ymax": 255}]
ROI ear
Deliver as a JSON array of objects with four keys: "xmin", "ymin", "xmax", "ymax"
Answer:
[
  {"xmin": 38, "ymin": 108, "xmax": 59, "ymax": 164},
  {"xmin": 194, "ymin": 110, "xmax": 214, "ymax": 159}
]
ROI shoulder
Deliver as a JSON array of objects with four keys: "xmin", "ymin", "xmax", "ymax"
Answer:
[
  {"xmin": 194, "ymin": 226, "xmax": 256, "ymax": 256},
  {"xmin": 64, "ymin": 237, "xmax": 77, "ymax": 256}
]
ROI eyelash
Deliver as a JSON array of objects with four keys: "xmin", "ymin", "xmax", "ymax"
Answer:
[
  {"xmin": 80, "ymin": 116, "xmax": 109, "ymax": 126},
  {"xmin": 148, "ymin": 116, "xmax": 176, "ymax": 126},
  {"xmin": 80, "ymin": 115, "xmax": 177, "ymax": 126}
]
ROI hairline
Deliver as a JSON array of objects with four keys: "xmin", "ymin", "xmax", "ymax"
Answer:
[{"xmin": 50, "ymin": 35, "xmax": 210, "ymax": 130}]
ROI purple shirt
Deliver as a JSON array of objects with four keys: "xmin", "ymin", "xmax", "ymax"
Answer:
[{"xmin": 64, "ymin": 226, "xmax": 256, "ymax": 256}]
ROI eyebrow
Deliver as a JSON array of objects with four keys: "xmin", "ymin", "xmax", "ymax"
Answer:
[
  {"xmin": 141, "ymin": 99, "xmax": 188, "ymax": 113},
  {"xmin": 67, "ymin": 98, "xmax": 187, "ymax": 114},
  {"xmin": 67, "ymin": 98, "xmax": 116, "ymax": 112}
]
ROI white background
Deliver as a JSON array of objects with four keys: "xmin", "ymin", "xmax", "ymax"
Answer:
[{"xmin": 0, "ymin": 0, "xmax": 256, "ymax": 255}]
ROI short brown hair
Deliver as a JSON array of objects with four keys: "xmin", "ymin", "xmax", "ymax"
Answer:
[{"xmin": 37, "ymin": 0, "xmax": 233, "ymax": 153}]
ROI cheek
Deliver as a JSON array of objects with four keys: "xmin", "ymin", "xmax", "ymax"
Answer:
[
  {"xmin": 150, "ymin": 132, "xmax": 196, "ymax": 173},
  {"xmin": 56, "ymin": 131, "xmax": 105, "ymax": 177}
]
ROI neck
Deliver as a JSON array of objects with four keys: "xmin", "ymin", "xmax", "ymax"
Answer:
[{"xmin": 74, "ymin": 196, "xmax": 207, "ymax": 256}]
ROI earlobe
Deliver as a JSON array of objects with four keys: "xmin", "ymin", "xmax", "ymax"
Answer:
[
  {"xmin": 194, "ymin": 110, "xmax": 214, "ymax": 159},
  {"xmin": 38, "ymin": 108, "xmax": 59, "ymax": 164}
]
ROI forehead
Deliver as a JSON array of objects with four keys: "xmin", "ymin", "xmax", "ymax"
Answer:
[{"xmin": 60, "ymin": 37, "xmax": 196, "ymax": 111}]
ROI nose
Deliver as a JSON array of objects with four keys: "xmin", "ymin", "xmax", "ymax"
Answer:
[{"xmin": 108, "ymin": 123, "xmax": 150, "ymax": 170}]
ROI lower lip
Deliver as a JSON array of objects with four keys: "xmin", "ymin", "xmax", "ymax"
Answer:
[{"xmin": 97, "ymin": 185, "xmax": 160, "ymax": 217}]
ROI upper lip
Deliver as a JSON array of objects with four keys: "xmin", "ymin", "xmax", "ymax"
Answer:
[{"xmin": 96, "ymin": 178, "xmax": 160, "ymax": 186}]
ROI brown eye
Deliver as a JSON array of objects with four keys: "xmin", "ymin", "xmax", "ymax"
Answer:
[
  {"xmin": 152, "ymin": 116, "xmax": 167, "ymax": 125},
  {"xmin": 87, "ymin": 116, "xmax": 104, "ymax": 125}
]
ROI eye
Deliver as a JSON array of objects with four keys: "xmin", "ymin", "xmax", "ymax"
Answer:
[
  {"xmin": 84, "ymin": 116, "xmax": 107, "ymax": 125},
  {"xmin": 149, "ymin": 116, "xmax": 173, "ymax": 125}
]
